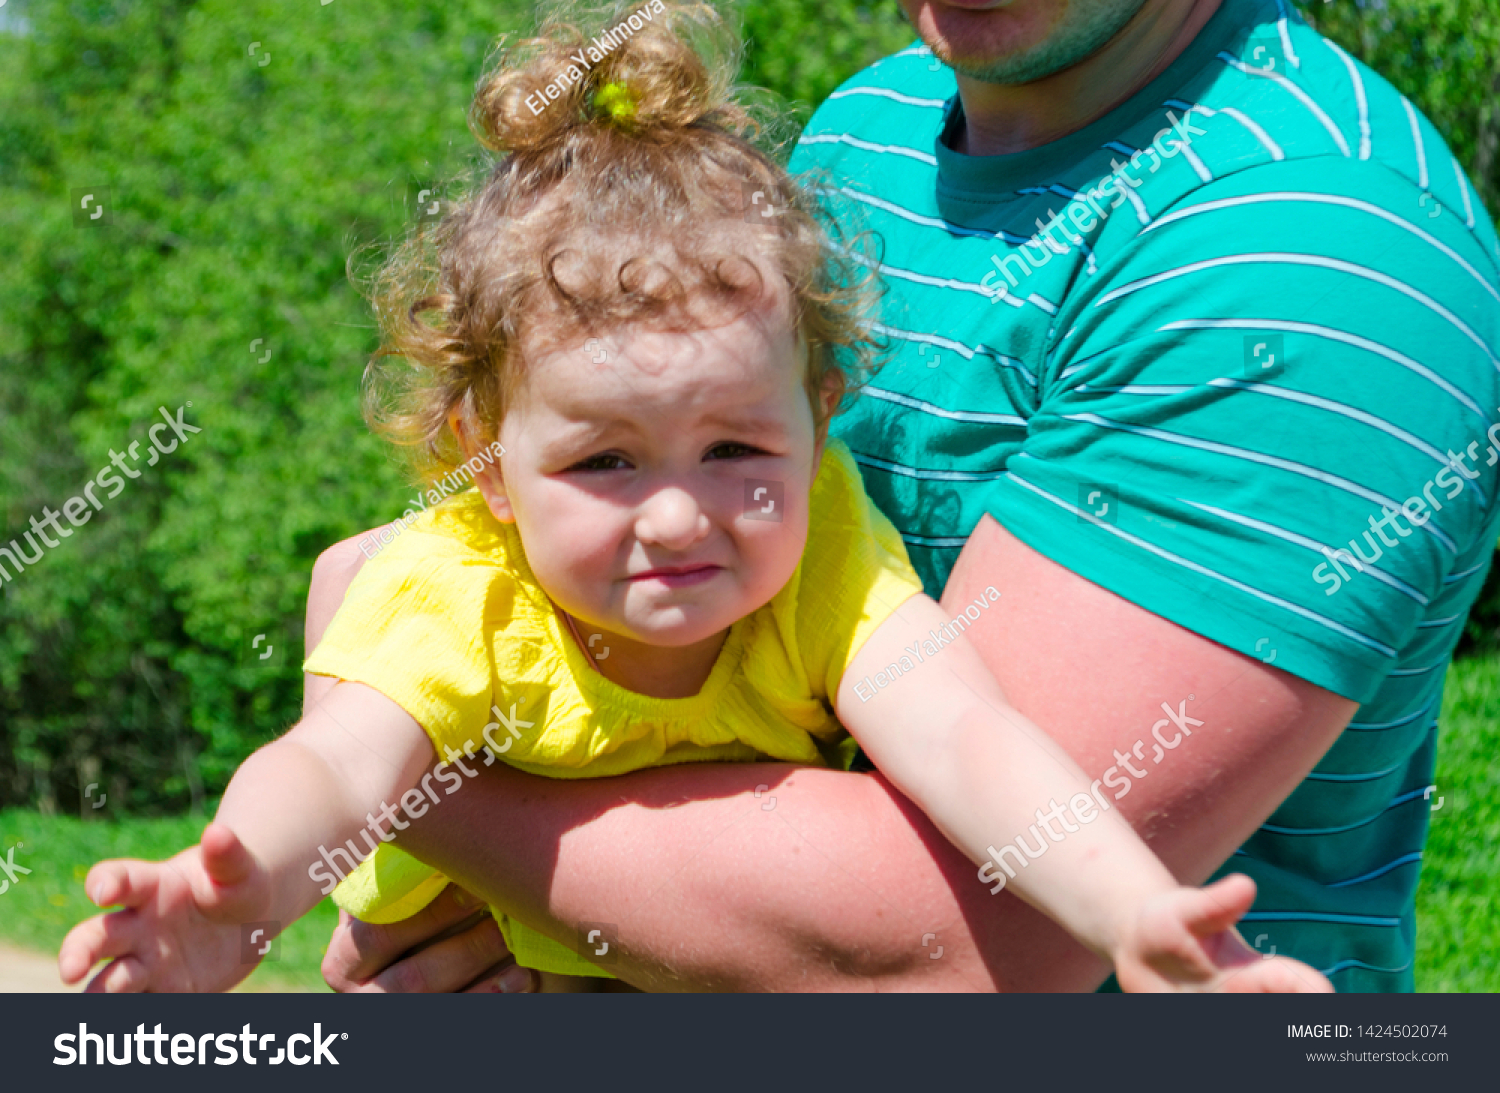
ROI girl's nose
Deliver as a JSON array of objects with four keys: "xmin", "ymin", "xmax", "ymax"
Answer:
[{"xmin": 635, "ymin": 487, "xmax": 711, "ymax": 551}]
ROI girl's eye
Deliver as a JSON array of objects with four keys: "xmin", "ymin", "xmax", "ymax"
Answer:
[
  {"xmin": 705, "ymin": 441, "xmax": 763, "ymax": 461},
  {"xmin": 566, "ymin": 452, "xmax": 631, "ymax": 472}
]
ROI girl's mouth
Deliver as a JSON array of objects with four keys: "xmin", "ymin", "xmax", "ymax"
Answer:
[{"xmin": 627, "ymin": 564, "xmax": 723, "ymax": 588}]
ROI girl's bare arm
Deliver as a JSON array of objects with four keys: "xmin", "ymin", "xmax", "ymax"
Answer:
[{"xmin": 312, "ymin": 515, "xmax": 1355, "ymax": 992}]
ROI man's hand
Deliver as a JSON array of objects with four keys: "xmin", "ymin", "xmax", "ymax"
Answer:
[
  {"xmin": 59, "ymin": 823, "xmax": 274, "ymax": 993},
  {"xmin": 1111, "ymin": 875, "xmax": 1334, "ymax": 993},
  {"xmin": 321, "ymin": 882, "xmax": 535, "ymax": 994}
]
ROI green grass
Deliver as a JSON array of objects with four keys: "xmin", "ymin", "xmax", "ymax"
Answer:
[
  {"xmin": 0, "ymin": 810, "xmax": 338, "ymax": 991},
  {"xmin": 1413, "ymin": 651, "xmax": 1500, "ymax": 991},
  {"xmin": 1, "ymin": 652, "xmax": 1495, "ymax": 991}
]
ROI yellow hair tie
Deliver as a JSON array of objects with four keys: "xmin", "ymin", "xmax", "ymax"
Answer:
[{"xmin": 593, "ymin": 81, "xmax": 638, "ymax": 123}]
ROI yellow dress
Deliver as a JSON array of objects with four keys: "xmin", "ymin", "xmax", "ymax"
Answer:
[{"xmin": 304, "ymin": 439, "xmax": 924, "ymax": 976}]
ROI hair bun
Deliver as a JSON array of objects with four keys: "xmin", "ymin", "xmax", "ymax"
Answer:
[{"xmin": 471, "ymin": 1, "xmax": 741, "ymax": 154}]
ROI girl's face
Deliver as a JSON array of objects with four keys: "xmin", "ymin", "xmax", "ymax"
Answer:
[{"xmin": 469, "ymin": 290, "xmax": 828, "ymax": 650}]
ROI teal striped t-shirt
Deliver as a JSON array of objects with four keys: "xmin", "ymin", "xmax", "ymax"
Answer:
[{"xmin": 790, "ymin": 0, "xmax": 1500, "ymax": 990}]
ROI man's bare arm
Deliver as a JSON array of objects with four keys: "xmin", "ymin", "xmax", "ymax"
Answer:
[{"xmin": 313, "ymin": 514, "xmax": 1355, "ymax": 991}]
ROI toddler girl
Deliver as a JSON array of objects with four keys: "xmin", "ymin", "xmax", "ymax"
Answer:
[{"xmin": 60, "ymin": 1, "xmax": 1330, "ymax": 994}]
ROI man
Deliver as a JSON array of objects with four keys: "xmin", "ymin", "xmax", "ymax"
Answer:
[{"xmin": 311, "ymin": 0, "xmax": 1500, "ymax": 992}]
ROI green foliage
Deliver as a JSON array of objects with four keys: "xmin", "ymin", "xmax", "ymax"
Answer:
[
  {"xmin": 738, "ymin": 0, "xmax": 914, "ymax": 111},
  {"xmin": 0, "ymin": 0, "xmax": 1496, "ymax": 816},
  {"xmin": 1, "ymin": 0, "xmax": 536, "ymax": 813}
]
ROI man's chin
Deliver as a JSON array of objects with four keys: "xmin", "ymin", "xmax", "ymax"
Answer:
[
  {"xmin": 913, "ymin": 0, "xmax": 1058, "ymax": 83},
  {"xmin": 928, "ymin": 0, "xmax": 1021, "ymax": 10},
  {"xmin": 915, "ymin": 0, "xmax": 1151, "ymax": 87},
  {"xmin": 947, "ymin": 46, "xmax": 1087, "ymax": 86}
]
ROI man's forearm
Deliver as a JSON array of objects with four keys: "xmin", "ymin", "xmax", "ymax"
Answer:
[{"xmin": 395, "ymin": 757, "xmax": 1100, "ymax": 991}]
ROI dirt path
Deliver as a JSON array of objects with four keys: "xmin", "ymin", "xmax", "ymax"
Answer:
[
  {"xmin": 0, "ymin": 941, "xmax": 312, "ymax": 993},
  {"xmin": 0, "ymin": 941, "xmax": 79, "ymax": 993}
]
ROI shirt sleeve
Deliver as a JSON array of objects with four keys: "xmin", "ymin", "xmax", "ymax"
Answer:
[
  {"xmin": 303, "ymin": 526, "xmax": 502, "ymax": 756},
  {"xmin": 988, "ymin": 158, "xmax": 1500, "ymax": 704},
  {"xmin": 796, "ymin": 440, "xmax": 928, "ymax": 700}
]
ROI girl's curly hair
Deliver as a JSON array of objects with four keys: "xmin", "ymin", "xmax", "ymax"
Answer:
[{"xmin": 362, "ymin": 0, "xmax": 885, "ymax": 486}]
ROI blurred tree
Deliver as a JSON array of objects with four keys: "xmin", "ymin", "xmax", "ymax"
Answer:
[
  {"xmin": 0, "ymin": 0, "xmax": 535, "ymax": 812},
  {"xmin": 739, "ymin": 0, "xmax": 914, "ymax": 110}
]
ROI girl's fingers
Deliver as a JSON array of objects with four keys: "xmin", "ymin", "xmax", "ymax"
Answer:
[
  {"xmin": 84, "ymin": 859, "xmax": 160, "ymax": 911},
  {"xmin": 193, "ymin": 822, "xmax": 260, "ymax": 916},
  {"xmin": 85, "ymin": 955, "xmax": 152, "ymax": 994},
  {"xmin": 1124, "ymin": 878, "xmax": 1334, "ymax": 994},
  {"xmin": 58, "ymin": 911, "xmax": 143, "ymax": 984},
  {"xmin": 1219, "ymin": 956, "xmax": 1334, "ymax": 994},
  {"xmin": 199, "ymin": 822, "xmax": 255, "ymax": 885},
  {"xmin": 1181, "ymin": 874, "xmax": 1258, "ymax": 939}
]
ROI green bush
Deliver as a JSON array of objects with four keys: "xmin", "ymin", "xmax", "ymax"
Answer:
[{"xmin": 0, "ymin": 0, "xmax": 1495, "ymax": 813}]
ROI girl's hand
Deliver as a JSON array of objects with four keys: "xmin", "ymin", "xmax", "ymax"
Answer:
[
  {"xmin": 58, "ymin": 822, "xmax": 275, "ymax": 993},
  {"xmin": 1112, "ymin": 874, "xmax": 1334, "ymax": 993}
]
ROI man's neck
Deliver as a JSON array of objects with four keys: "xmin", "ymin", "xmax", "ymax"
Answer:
[{"xmin": 954, "ymin": 0, "xmax": 1223, "ymax": 157}]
